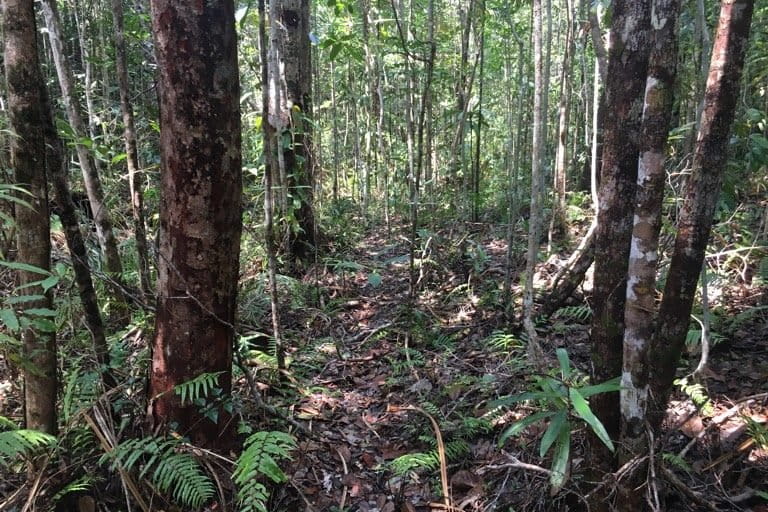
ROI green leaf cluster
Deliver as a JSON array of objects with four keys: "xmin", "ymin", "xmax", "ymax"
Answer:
[{"xmin": 492, "ymin": 349, "xmax": 620, "ymax": 493}]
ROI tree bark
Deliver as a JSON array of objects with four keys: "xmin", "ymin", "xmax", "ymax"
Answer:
[
  {"xmin": 3, "ymin": 0, "xmax": 57, "ymax": 434},
  {"xmin": 649, "ymin": 0, "xmax": 754, "ymax": 430},
  {"xmin": 279, "ymin": 0, "xmax": 317, "ymax": 268},
  {"xmin": 40, "ymin": 0, "xmax": 124, "ymax": 280},
  {"xmin": 112, "ymin": 0, "xmax": 152, "ymax": 298},
  {"xmin": 148, "ymin": 0, "xmax": 242, "ymax": 447},
  {"xmin": 619, "ymin": 0, "xmax": 681, "ymax": 473},
  {"xmin": 523, "ymin": 0, "xmax": 546, "ymax": 367},
  {"xmin": 588, "ymin": 0, "xmax": 651, "ymax": 498}
]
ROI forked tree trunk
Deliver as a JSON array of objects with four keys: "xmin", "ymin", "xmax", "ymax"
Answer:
[
  {"xmin": 112, "ymin": 0, "xmax": 152, "ymax": 297},
  {"xmin": 619, "ymin": 0, "xmax": 681, "ymax": 466},
  {"xmin": 649, "ymin": 0, "xmax": 754, "ymax": 430},
  {"xmin": 588, "ymin": 0, "xmax": 651, "ymax": 499},
  {"xmin": 40, "ymin": 0, "xmax": 124, "ymax": 280},
  {"xmin": 3, "ymin": 0, "xmax": 57, "ymax": 434},
  {"xmin": 148, "ymin": 0, "xmax": 242, "ymax": 447}
]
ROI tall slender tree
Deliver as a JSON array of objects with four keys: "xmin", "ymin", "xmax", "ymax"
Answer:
[
  {"xmin": 3, "ymin": 0, "xmax": 57, "ymax": 434},
  {"xmin": 148, "ymin": 0, "xmax": 243, "ymax": 447}
]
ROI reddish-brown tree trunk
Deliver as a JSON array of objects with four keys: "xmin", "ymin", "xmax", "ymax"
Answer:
[
  {"xmin": 148, "ymin": 0, "xmax": 243, "ymax": 447},
  {"xmin": 3, "ymin": 0, "xmax": 57, "ymax": 434},
  {"xmin": 650, "ymin": 0, "xmax": 754, "ymax": 429},
  {"xmin": 588, "ymin": 0, "xmax": 652, "ymax": 495}
]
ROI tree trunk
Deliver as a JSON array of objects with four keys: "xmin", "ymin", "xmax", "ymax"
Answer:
[
  {"xmin": 40, "ymin": 0, "xmax": 124, "ymax": 280},
  {"xmin": 619, "ymin": 0, "xmax": 681, "ymax": 473},
  {"xmin": 549, "ymin": 0, "xmax": 577, "ymax": 244},
  {"xmin": 523, "ymin": 0, "xmax": 546, "ymax": 367},
  {"xmin": 649, "ymin": 0, "xmax": 754, "ymax": 430},
  {"xmin": 148, "ymin": 0, "xmax": 242, "ymax": 448},
  {"xmin": 112, "ymin": 0, "xmax": 152, "ymax": 298},
  {"xmin": 588, "ymin": 0, "xmax": 651, "ymax": 498},
  {"xmin": 280, "ymin": 0, "xmax": 317, "ymax": 268},
  {"xmin": 3, "ymin": 0, "xmax": 57, "ymax": 434}
]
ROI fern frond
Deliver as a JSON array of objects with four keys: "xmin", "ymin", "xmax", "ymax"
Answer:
[
  {"xmin": 103, "ymin": 436, "xmax": 214, "ymax": 509},
  {"xmin": 554, "ymin": 305, "xmax": 592, "ymax": 323},
  {"xmin": 233, "ymin": 431, "xmax": 295, "ymax": 512},
  {"xmin": 174, "ymin": 371, "xmax": 223, "ymax": 406},
  {"xmin": 0, "ymin": 425, "xmax": 56, "ymax": 466},
  {"xmin": 390, "ymin": 439, "xmax": 470, "ymax": 476}
]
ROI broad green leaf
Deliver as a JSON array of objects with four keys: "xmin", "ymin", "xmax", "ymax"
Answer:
[
  {"xmin": 0, "ymin": 261, "xmax": 51, "ymax": 275},
  {"xmin": 111, "ymin": 153, "xmax": 127, "ymax": 165},
  {"xmin": 367, "ymin": 271, "xmax": 382, "ymax": 288},
  {"xmin": 31, "ymin": 318, "xmax": 56, "ymax": 333},
  {"xmin": 498, "ymin": 411, "xmax": 555, "ymax": 446},
  {"xmin": 549, "ymin": 426, "xmax": 570, "ymax": 494},
  {"xmin": 329, "ymin": 42, "xmax": 342, "ymax": 61},
  {"xmin": 25, "ymin": 308, "xmax": 57, "ymax": 317},
  {"xmin": 539, "ymin": 411, "xmax": 567, "ymax": 457},
  {"xmin": 556, "ymin": 348, "xmax": 571, "ymax": 379},
  {"xmin": 41, "ymin": 275, "xmax": 59, "ymax": 292},
  {"xmin": 570, "ymin": 388, "xmax": 614, "ymax": 452},
  {"xmin": 579, "ymin": 377, "xmax": 622, "ymax": 398},
  {"xmin": 5, "ymin": 295, "xmax": 45, "ymax": 305},
  {"xmin": 0, "ymin": 309, "xmax": 20, "ymax": 332}
]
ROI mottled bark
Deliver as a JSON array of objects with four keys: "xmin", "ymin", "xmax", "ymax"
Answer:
[
  {"xmin": 588, "ymin": 0, "xmax": 652, "ymax": 494},
  {"xmin": 3, "ymin": 0, "xmax": 57, "ymax": 434},
  {"xmin": 112, "ymin": 0, "xmax": 152, "ymax": 297},
  {"xmin": 619, "ymin": 0, "xmax": 681, "ymax": 472},
  {"xmin": 40, "ymin": 0, "xmax": 124, "ymax": 280},
  {"xmin": 649, "ymin": 0, "xmax": 754, "ymax": 430},
  {"xmin": 148, "ymin": 0, "xmax": 242, "ymax": 447}
]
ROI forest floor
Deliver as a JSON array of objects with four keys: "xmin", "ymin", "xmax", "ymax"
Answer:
[
  {"xmin": 256, "ymin": 220, "xmax": 768, "ymax": 512},
  {"xmin": 2, "ymin": 219, "xmax": 768, "ymax": 511}
]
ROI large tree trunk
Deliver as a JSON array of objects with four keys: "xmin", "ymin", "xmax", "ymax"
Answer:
[
  {"xmin": 649, "ymin": 0, "xmax": 754, "ymax": 430},
  {"xmin": 3, "ymin": 0, "xmax": 57, "ymax": 434},
  {"xmin": 588, "ymin": 0, "xmax": 651, "ymax": 498},
  {"xmin": 148, "ymin": 0, "xmax": 243, "ymax": 448},
  {"xmin": 40, "ymin": 0, "xmax": 124, "ymax": 280},
  {"xmin": 112, "ymin": 0, "xmax": 152, "ymax": 298}
]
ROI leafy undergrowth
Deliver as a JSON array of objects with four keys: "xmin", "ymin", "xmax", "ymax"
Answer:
[{"xmin": 1, "ymin": 219, "xmax": 767, "ymax": 511}]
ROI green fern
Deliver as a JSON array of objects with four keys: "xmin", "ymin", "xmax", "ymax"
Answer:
[
  {"xmin": 233, "ymin": 431, "xmax": 296, "ymax": 512},
  {"xmin": 484, "ymin": 332, "xmax": 525, "ymax": 352},
  {"xmin": 674, "ymin": 378, "xmax": 714, "ymax": 416},
  {"xmin": 103, "ymin": 436, "xmax": 214, "ymax": 509},
  {"xmin": 0, "ymin": 418, "xmax": 56, "ymax": 466},
  {"xmin": 553, "ymin": 305, "xmax": 592, "ymax": 323},
  {"xmin": 662, "ymin": 452, "xmax": 692, "ymax": 473},
  {"xmin": 174, "ymin": 371, "xmax": 223, "ymax": 406},
  {"xmin": 390, "ymin": 439, "xmax": 470, "ymax": 476}
]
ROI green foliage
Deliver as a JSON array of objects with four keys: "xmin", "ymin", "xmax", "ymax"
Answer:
[
  {"xmin": 661, "ymin": 452, "xmax": 692, "ymax": 473},
  {"xmin": 0, "ymin": 416, "xmax": 56, "ymax": 467},
  {"xmin": 553, "ymin": 305, "xmax": 592, "ymax": 323},
  {"xmin": 174, "ymin": 371, "xmax": 224, "ymax": 406},
  {"xmin": 484, "ymin": 331, "xmax": 525, "ymax": 352},
  {"xmin": 0, "ymin": 183, "xmax": 34, "ymax": 227},
  {"xmin": 103, "ymin": 436, "xmax": 215, "ymax": 509},
  {"xmin": 674, "ymin": 377, "xmax": 714, "ymax": 417},
  {"xmin": 744, "ymin": 416, "xmax": 768, "ymax": 450},
  {"xmin": 390, "ymin": 439, "xmax": 469, "ymax": 476},
  {"xmin": 233, "ymin": 431, "xmax": 296, "ymax": 512},
  {"xmin": 492, "ymin": 349, "xmax": 620, "ymax": 493}
]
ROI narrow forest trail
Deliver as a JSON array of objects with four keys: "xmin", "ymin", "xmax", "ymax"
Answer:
[{"xmin": 269, "ymin": 223, "xmax": 533, "ymax": 511}]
